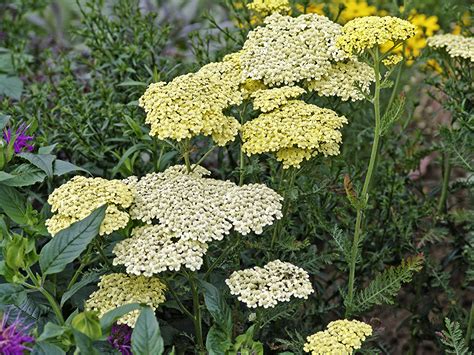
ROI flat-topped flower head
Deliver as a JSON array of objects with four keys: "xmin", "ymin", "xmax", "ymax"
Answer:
[
  {"xmin": 242, "ymin": 100, "xmax": 348, "ymax": 168},
  {"xmin": 304, "ymin": 319, "xmax": 373, "ymax": 354},
  {"xmin": 252, "ymin": 87, "xmax": 306, "ymax": 112},
  {"xmin": 46, "ymin": 176, "xmax": 133, "ymax": 236},
  {"xmin": 427, "ymin": 34, "xmax": 474, "ymax": 62},
  {"xmin": 125, "ymin": 165, "xmax": 283, "ymax": 243},
  {"xmin": 247, "ymin": 0, "xmax": 291, "ymax": 17},
  {"xmin": 85, "ymin": 273, "xmax": 166, "ymax": 328},
  {"xmin": 226, "ymin": 260, "xmax": 314, "ymax": 308},
  {"xmin": 113, "ymin": 224, "xmax": 208, "ymax": 276},
  {"xmin": 306, "ymin": 59, "xmax": 375, "ymax": 101},
  {"xmin": 337, "ymin": 16, "xmax": 416, "ymax": 55},
  {"xmin": 139, "ymin": 59, "xmax": 242, "ymax": 146},
  {"xmin": 240, "ymin": 13, "xmax": 347, "ymax": 86}
]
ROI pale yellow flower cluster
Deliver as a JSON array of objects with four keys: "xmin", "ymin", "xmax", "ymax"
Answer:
[
  {"xmin": 85, "ymin": 273, "xmax": 166, "ymax": 327},
  {"xmin": 427, "ymin": 34, "xmax": 474, "ymax": 62},
  {"xmin": 304, "ymin": 319, "xmax": 373, "ymax": 354},
  {"xmin": 337, "ymin": 16, "xmax": 416, "ymax": 55},
  {"xmin": 46, "ymin": 176, "xmax": 133, "ymax": 236},
  {"xmin": 252, "ymin": 87, "xmax": 306, "ymax": 112},
  {"xmin": 306, "ymin": 59, "xmax": 375, "ymax": 101},
  {"xmin": 247, "ymin": 0, "xmax": 290, "ymax": 17},
  {"xmin": 139, "ymin": 58, "xmax": 242, "ymax": 146},
  {"xmin": 126, "ymin": 165, "xmax": 283, "ymax": 243},
  {"xmin": 242, "ymin": 99, "xmax": 348, "ymax": 168},
  {"xmin": 382, "ymin": 54, "xmax": 403, "ymax": 67},
  {"xmin": 239, "ymin": 13, "xmax": 347, "ymax": 86},
  {"xmin": 113, "ymin": 224, "xmax": 208, "ymax": 276},
  {"xmin": 226, "ymin": 260, "xmax": 314, "ymax": 308}
]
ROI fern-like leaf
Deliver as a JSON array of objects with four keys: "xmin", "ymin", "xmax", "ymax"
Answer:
[
  {"xmin": 438, "ymin": 318, "xmax": 471, "ymax": 355},
  {"xmin": 353, "ymin": 254, "xmax": 424, "ymax": 313}
]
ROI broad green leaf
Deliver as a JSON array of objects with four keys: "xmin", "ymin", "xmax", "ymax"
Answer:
[
  {"xmin": 0, "ymin": 185, "xmax": 28, "ymax": 225},
  {"xmin": 0, "ymin": 164, "xmax": 46, "ymax": 187},
  {"xmin": 206, "ymin": 326, "xmax": 232, "ymax": 355},
  {"xmin": 200, "ymin": 280, "xmax": 232, "ymax": 335},
  {"xmin": 18, "ymin": 153, "xmax": 56, "ymax": 179},
  {"xmin": 53, "ymin": 159, "xmax": 90, "ymax": 176},
  {"xmin": 39, "ymin": 206, "xmax": 106, "ymax": 275},
  {"xmin": 38, "ymin": 144, "xmax": 57, "ymax": 154},
  {"xmin": 0, "ymin": 114, "xmax": 10, "ymax": 129},
  {"xmin": 71, "ymin": 311, "xmax": 102, "ymax": 340},
  {"xmin": 100, "ymin": 303, "xmax": 141, "ymax": 333},
  {"xmin": 0, "ymin": 75, "xmax": 23, "ymax": 100},
  {"xmin": 60, "ymin": 272, "xmax": 100, "ymax": 307},
  {"xmin": 131, "ymin": 307, "xmax": 164, "ymax": 355},
  {"xmin": 37, "ymin": 322, "xmax": 66, "ymax": 341},
  {"xmin": 32, "ymin": 342, "xmax": 66, "ymax": 355},
  {"xmin": 0, "ymin": 283, "xmax": 26, "ymax": 304},
  {"xmin": 73, "ymin": 329, "xmax": 99, "ymax": 355}
]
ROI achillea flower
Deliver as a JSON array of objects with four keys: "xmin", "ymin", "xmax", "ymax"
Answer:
[
  {"xmin": 382, "ymin": 54, "xmax": 403, "ymax": 67},
  {"xmin": 46, "ymin": 176, "xmax": 133, "ymax": 236},
  {"xmin": 113, "ymin": 224, "xmax": 208, "ymax": 276},
  {"xmin": 3, "ymin": 123, "xmax": 34, "ymax": 154},
  {"xmin": 242, "ymin": 100, "xmax": 348, "ymax": 168},
  {"xmin": 251, "ymin": 86, "xmax": 306, "ymax": 112},
  {"xmin": 239, "ymin": 13, "xmax": 347, "ymax": 86},
  {"xmin": 304, "ymin": 319, "xmax": 373, "ymax": 354},
  {"xmin": 0, "ymin": 313, "xmax": 34, "ymax": 354},
  {"xmin": 226, "ymin": 260, "xmax": 314, "ymax": 308},
  {"xmin": 247, "ymin": 0, "xmax": 291, "ymax": 17},
  {"xmin": 108, "ymin": 323, "xmax": 132, "ymax": 355},
  {"xmin": 139, "ymin": 58, "xmax": 242, "ymax": 146},
  {"xmin": 427, "ymin": 34, "xmax": 474, "ymax": 62},
  {"xmin": 125, "ymin": 165, "xmax": 283, "ymax": 243},
  {"xmin": 306, "ymin": 59, "xmax": 375, "ymax": 101},
  {"xmin": 85, "ymin": 273, "xmax": 166, "ymax": 328},
  {"xmin": 337, "ymin": 16, "xmax": 416, "ymax": 55}
]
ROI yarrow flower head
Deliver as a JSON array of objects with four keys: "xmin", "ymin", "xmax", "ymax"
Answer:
[
  {"xmin": 113, "ymin": 224, "xmax": 208, "ymax": 276},
  {"xmin": 251, "ymin": 86, "xmax": 306, "ymax": 112},
  {"xmin": 85, "ymin": 273, "xmax": 166, "ymax": 328},
  {"xmin": 427, "ymin": 34, "xmax": 474, "ymax": 62},
  {"xmin": 242, "ymin": 99, "xmax": 348, "ymax": 168},
  {"xmin": 46, "ymin": 176, "xmax": 133, "ymax": 236},
  {"xmin": 240, "ymin": 13, "xmax": 347, "ymax": 86},
  {"xmin": 247, "ymin": 0, "xmax": 290, "ymax": 17},
  {"xmin": 0, "ymin": 313, "xmax": 35, "ymax": 354},
  {"xmin": 303, "ymin": 319, "xmax": 373, "ymax": 354},
  {"xmin": 226, "ymin": 260, "xmax": 314, "ymax": 308},
  {"xmin": 108, "ymin": 323, "xmax": 132, "ymax": 355},
  {"xmin": 337, "ymin": 16, "xmax": 416, "ymax": 55},
  {"xmin": 3, "ymin": 123, "xmax": 34, "ymax": 154},
  {"xmin": 125, "ymin": 165, "xmax": 283, "ymax": 243},
  {"xmin": 382, "ymin": 54, "xmax": 403, "ymax": 67},
  {"xmin": 139, "ymin": 57, "xmax": 242, "ymax": 146}
]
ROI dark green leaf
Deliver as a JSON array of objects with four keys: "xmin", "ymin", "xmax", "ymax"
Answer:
[
  {"xmin": 0, "ymin": 164, "xmax": 46, "ymax": 187},
  {"xmin": 131, "ymin": 307, "xmax": 164, "ymax": 355},
  {"xmin": 60, "ymin": 272, "xmax": 100, "ymax": 307},
  {"xmin": 37, "ymin": 322, "xmax": 66, "ymax": 341},
  {"xmin": 0, "ymin": 283, "xmax": 26, "ymax": 304},
  {"xmin": 200, "ymin": 280, "xmax": 232, "ymax": 336},
  {"xmin": 54, "ymin": 160, "xmax": 90, "ymax": 176},
  {"xmin": 100, "ymin": 303, "xmax": 141, "ymax": 334},
  {"xmin": 0, "ymin": 75, "xmax": 23, "ymax": 100},
  {"xmin": 39, "ymin": 206, "xmax": 106, "ymax": 275},
  {"xmin": 18, "ymin": 153, "xmax": 56, "ymax": 179},
  {"xmin": 73, "ymin": 329, "xmax": 99, "ymax": 355},
  {"xmin": 0, "ymin": 114, "xmax": 10, "ymax": 129},
  {"xmin": 32, "ymin": 342, "xmax": 66, "ymax": 355},
  {"xmin": 71, "ymin": 311, "xmax": 102, "ymax": 341},
  {"xmin": 0, "ymin": 185, "xmax": 28, "ymax": 225},
  {"xmin": 206, "ymin": 326, "xmax": 232, "ymax": 355},
  {"xmin": 38, "ymin": 144, "xmax": 57, "ymax": 154}
]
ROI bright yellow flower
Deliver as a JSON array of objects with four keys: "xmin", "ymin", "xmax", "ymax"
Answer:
[
  {"xmin": 295, "ymin": 2, "xmax": 325, "ymax": 15},
  {"xmin": 331, "ymin": 0, "xmax": 377, "ymax": 24},
  {"xmin": 247, "ymin": 0, "xmax": 291, "ymax": 17}
]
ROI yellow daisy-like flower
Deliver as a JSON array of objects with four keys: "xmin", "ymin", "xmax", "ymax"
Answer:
[
  {"xmin": 337, "ymin": 16, "xmax": 416, "ymax": 55},
  {"xmin": 335, "ymin": 0, "xmax": 378, "ymax": 24},
  {"xmin": 247, "ymin": 0, "xmax": 291, "ymax": 17}
]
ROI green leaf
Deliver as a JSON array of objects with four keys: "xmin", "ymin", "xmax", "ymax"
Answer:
[
  {"xmin": 0, "ymin": 164, "xmax": 46, "ymax": 187},
  {"xmin": 73, "ymin": 329, "xmax": 99, "ymax": 355},
  {"xmin": 32, "ymin": 342, "xmax": 66, "ymax": 355},
  {"xmin": 0, "ymin": 185, "xmax": 28, "ymax": 225},
  {"xmin": 131, "ymin": 307, "xmax": 164, "ymax": 355},
  {"xmin": 39, "ymin": 206, "xmax": 106, "ymax": 275},
  {"xmin": 206, "ymin": 326, "xmax": 232, "ymax": 355},
  {"xmin": 200, "ymin": 280, "xmax": 232, "ymax": 336},
  {"xmin": 0, "ymin": 114, "xmax": 10, "ymax": 130},
  {"xmin": 0, "ymin": 283, "xmax": 26, "ymax": 304},
  {"xmin": 37, "ymin": 322, "xmax": 66, "ymax": 341},
  {"xmin": 0, "ymin": 74, "xmax": 23, "ymax": 100},
  {"xmin": 18, "ymin": 153, "xmax": 56, "ymax": 179},
  {"xmin": 38, "ymin": 144, "xmax": 57, "ymax": 155},
  {"xmin": 117, "ymin": 80, "xmax": 147, "ymax": 87},
  {"xmin": 60, "ymin": 272, "xmax": 100, "ymax": 307},
  {"xmin": 439, "ymin": 318, "xmax": 470, "ymax": 355},
  {"xmin": 380, "ymin": 94, "xmax": 406, "ymax": 136},
  {"xmin": 100, "ymin": 303, "xmax": 141, "ymax": 334},
  {"xmin": 71, "ymin": 311, "xmax": 102, "ymax": 341},
  {"xmin": 53, "ymin": 160, "xmax": 90, "ymax": 176}
]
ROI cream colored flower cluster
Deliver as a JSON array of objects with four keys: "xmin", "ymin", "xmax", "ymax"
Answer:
[
  {"xmin": 242, "ymin": 99, "xmax": 348, "ymax": 168},
  {"xmin": 427, "ymin": 34, "xmax": 474, "ymax": 62},
  {"xmin": 382, "ymin": 54, "xmax": 403, "ymax": 67},
  {"xmin": 46, "ymin": 176, "xmax": 133, "ymax": 236},
  {"xmin": 239, "ymin": 13, "xmax": 347, "ymax": 86},
  {"xmin": 247, "ymin": 0, "xmax": 290, "ymax": 17},
  {"xmin": 226, "ymin": 260, "xmax": 314, "ymax": 308},
  {"xmin": 139, "ymin": 58, "xmax": 242, "ymax": 146},
  {"xmin": 126, "ymin": 165, "xmax": 283, "ymax": 243},
  {"xmin": 306, "ymin": 59, "xmax": 375, "ymax": 101},
  {"xmin": 304, "ymin": 319, "xmax": 373, "ymax": 354},
  {"xmin": 252, "ymin": 87, "xmax": 306, "ymax": 112},
  {"xmin": 113, "ymin": 224, "xmax": 208, "ymax": 276},
  {"xmin": 337, "ymin": 16, "xmax": 416, "ymax": 55},
  {"xmin": 85, "ymin": 273, "xmax": 166, "ymax": 327}
]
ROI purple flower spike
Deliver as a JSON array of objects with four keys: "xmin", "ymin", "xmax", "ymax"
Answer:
[
  {"xmin": 0, "ymin": 312, "xmax": 35, "ymax": 354},
  {"xmin": 108, "ymin": 323, "xmax": 133, "ymax": 355},
  {"xmin": 3, "ymin": 123, "xmax": 34, "ymax": 154}
]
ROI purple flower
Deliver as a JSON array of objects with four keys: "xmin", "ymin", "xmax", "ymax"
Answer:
[
  {"xmin": 108, "ymin": 323, "xmax": 132, "ymax": 355},
  {"xmin": 3, "ymin": 123, "xmax": 34, "ymax": 154},
  {"xmin": 0, "ymin": 313, "xmax": 35, "ymax": 354}
]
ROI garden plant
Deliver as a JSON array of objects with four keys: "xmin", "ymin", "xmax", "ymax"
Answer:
[{"xmin": 0, "ymin": 0, "xmax": 473, "ymax": 354}]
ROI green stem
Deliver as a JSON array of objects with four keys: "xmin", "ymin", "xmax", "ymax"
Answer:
[
  {"xmin": 182, "ymin": 139, "xmax": 192, "ymax": 173},
  {"xmin": 38, "ymin": 286, "xmax": 65, "ymax": 325},
  {"xmin": 346, "ymin": 49, "xmax": 383, "ymax": 316},
  {"xmin": 239, "ymin": 148, "xmax": 245, "ymax": 186},
  {"xmin": 190, "ymin": 276, "xmax": 205, "ymax": 354},
  {"xmin": 437, "ymin": 152, "xmax": 452, "ymax": 214},
  {"xmin": 94, "ymin": 237, "xmax": 112, "ymax": 268},
  {"xmin": 164, "ymin": 280, "xmax": 194, "ymax": 320},
  {"xmin": 465, "ymin": 302, "xmax": 474, "ymax": 347},
  {"xmin": 386, "ymin": 59, "xmax": 403, "ymax": 114},
  {"xmin": 204, "ymin": 237, "xmax": 239, "ymax": 278},
  {"xmin": 192, "ymin": 146, "xmax": 216, "ymax": 172}
]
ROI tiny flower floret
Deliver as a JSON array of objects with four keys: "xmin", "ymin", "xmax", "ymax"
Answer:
[
  {"xmin": 247, "ymin": 0, "xmax": 291, "ymax": 17},
  {"xmin": 427, "ymin": 34, "xmax": 474, "ymax": 62},
  {"xmin": 226, "ymin": 260, "xmax": 314, "ymax": 308},
  {"xmin": 252, "ymin": 86, "xmax": 306, "ymax": 112},
  {"xmin": 85, "ymin": 273, "xmax": 166, "ymax": 328},
  {"xmin": 304, "ymin": 319, "xmax": 373, "ymax": 354},
  {"xmin": 46, "ymin": 176, "xmax": 133, "ymax": 236}
]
